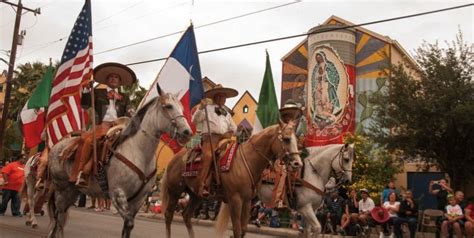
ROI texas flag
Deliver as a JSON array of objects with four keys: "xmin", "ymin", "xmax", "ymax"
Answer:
[{"xmin": 139, "ymin": 24, "xmax": 204, "ymax": 152}]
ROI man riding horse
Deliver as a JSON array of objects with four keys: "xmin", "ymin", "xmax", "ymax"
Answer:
[
  {"xmin": 37, "ymin": 63, "xmax": 136, "ymax": 189},
  {"xmin": 270, "ymin": 99, "xmax": 305, "ymax": 209},
  {"xmin": 71, "ymin": 62, "xmax": 137, "ymax": 188},
  {"xmin": 192, "ymin": 84, "xmax": 238, "ymax": 198}
]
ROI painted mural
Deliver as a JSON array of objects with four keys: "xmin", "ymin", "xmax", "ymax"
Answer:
[
  {"xmin": 354, "ymin": 31, "xmax": 390, "ymax": 133},
  {"xmin": 306, "ymin": 45, "xmax": 355, "ymax": 145},
  {"xmin": 280, "ymin": 41, "xmax": 308, "ymax": 107}
]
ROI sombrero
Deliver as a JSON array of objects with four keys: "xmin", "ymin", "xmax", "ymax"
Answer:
[
  {"xmin": 93, "ymin": 62, "xmax": 137, "ymax": 87},
  {"xmin": 279, "ymin": 99, "xmax": 303, "ymax": 118},
  {"xmin": 204, "ymin": 84, "xmax": 238, "ymax": 99},
  {"xmin": 371, "ymin": 206, "xmax": 390, "ymax": 224}
]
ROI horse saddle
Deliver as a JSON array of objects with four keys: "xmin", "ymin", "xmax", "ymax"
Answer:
[{"xmin": 182, "ymin": 140, "xmax": 238, "ymax": 177}]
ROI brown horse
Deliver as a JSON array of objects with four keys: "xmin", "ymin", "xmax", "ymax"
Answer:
[{"xmin": 160, "ymin": 120, "xmax": 303, "ymax": 238}]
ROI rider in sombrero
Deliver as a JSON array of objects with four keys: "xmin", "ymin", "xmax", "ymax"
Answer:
[
  {"xmin": 271, "ymin": 99, "xmax": 304, "ymax": 209},
  {"xmin": 192, "ymin": 84, "xmax": 238, "ymax": 197},
  {"xmin": 70, "ymin": 62, "xmax": 137, "ymax": 188}
]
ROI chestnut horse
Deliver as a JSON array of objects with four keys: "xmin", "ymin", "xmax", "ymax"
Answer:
[{"xmin": 161, "ymin": 120, "xmax": 303, "ymax": 238}]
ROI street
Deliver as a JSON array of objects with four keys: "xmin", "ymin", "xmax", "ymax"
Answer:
[{"xmin": 0, "ymin": 208, "xmax": 277, "ymax": 238}]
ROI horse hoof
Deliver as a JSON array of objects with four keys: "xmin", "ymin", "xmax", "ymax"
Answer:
[
  {"xmin": 25, "ymin": 221, "xmax": 32, "ymax": 226},
  {"xmin": 32, "ymin": 224, "xmax": 38, "ymax": 229}
]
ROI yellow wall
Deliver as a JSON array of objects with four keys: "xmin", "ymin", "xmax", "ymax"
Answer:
[
  {"xmin": 390, "ymin": 45, "xmax": 421, "ymax": 80},
  {"xmin": 155, "ymin": 140, "xmax": 175, "ymax": 174},
  {"xmin": 232, "ymin": 91, "xmax": 257, "ymax": 127}
]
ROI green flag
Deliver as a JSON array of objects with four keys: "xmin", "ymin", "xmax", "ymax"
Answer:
[
  {"xmin": 253, "ymin": 51, "xmax": 279, "ymax": 133},
  {"xmin": 27, "ymin": 65, "xmax": 54, "ymax": 109}
]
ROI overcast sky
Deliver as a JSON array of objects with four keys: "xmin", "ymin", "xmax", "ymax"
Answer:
[{"xmin": 1, "ymin": 0, "xmax": 472, "ymax": 107}]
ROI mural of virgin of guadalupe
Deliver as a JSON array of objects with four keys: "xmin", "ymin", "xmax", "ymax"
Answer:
[{"xmin": 311, "ymin": 51, "xmax": 341, "ymax": 124}]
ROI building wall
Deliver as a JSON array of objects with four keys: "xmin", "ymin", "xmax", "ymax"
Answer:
[{"xmin": 232, "ymin": 91, "xmax": 257, "ymax": 127}]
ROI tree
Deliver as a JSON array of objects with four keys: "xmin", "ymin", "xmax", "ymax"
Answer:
[
  {"xmin": 122, "ymin": 83, "xmax": 147, "ymax": 110},
  {"xmin": 344, "ymin": 134, "xmax": 401, "ymax": 204},
  {"xmin": 368, "ymin": 31, "xmax": 474, "ymax": 189}
]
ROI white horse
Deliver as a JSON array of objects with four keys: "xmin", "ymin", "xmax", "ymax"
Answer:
[
  {"xmin": 257, "ymin": 143, "xmax": 355, "ymax": 238},
  {"xmin": 46, "ymin": 86, "xmax": 192, "ymax": 238},
  {"xmin": 22, "ymin": 152, "xmax": 46, "ymax": 229}
]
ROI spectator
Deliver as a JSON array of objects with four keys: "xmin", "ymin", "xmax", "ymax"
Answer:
[
  {"xmin": 379, "ymin": 192, "xmax": 400, "ymax": 237},
  {"xmin": 381, "ymin": 180, "xmax": 400, "ymax": 204},
  {"xmin": 429, "ymin": 179, "xmax": 453, "ymax": 211},
  {"xmin": 465, "ymin": 197, "xmax": 474, "ymax": 238},
  {"xmin": 454, "ymin": 190, "xmax": 467, "ymax": 210},
  {"xmin": 253, "ymin": 203, "xmax": 273, "ymax": 228},
  {"xmin": 340, "ymin": 188, "xmax": 360, "ymax": 235},
  {"xmin": 441, "ymin": 194, "xmax": 464, "ymax": 238},
  {"xmin": 394, "ymin": 190, "xmax": 418, "ymax": 238},
  {"xmin": 0, "ymin": 154, "xmax": 26, "ymax": 217},
  {"xmin": 320, "ymin": 190, "xmax": 345, "ymax": 234},
  {"xmin": 358, "ymin": 188, "xmax": 375, "ymax": 229}
]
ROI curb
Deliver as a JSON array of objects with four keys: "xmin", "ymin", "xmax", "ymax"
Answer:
[{"xmin": 137, "ymin": 213, "xmax": 303, "ymax": 238}]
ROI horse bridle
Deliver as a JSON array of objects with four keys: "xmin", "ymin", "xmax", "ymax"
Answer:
[
  {"xmin": 308, "ymin": 145, "xmax": 352, "ymax": 186},
  {"xmin": 247, "ymin": 123, "xmax": 299, "ymax": 167},
  {"xmin": 140, "ymin": 95, "xmax": 186, "ymax": 140}
]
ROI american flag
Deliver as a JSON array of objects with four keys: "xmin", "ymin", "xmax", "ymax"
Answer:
[{"xmin": 46, "ymin": 0, "xmax": 93, "ymax": 147}]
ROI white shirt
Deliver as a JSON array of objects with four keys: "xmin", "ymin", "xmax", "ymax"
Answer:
[
  {"xmin": 383, "ymin": 201, "xmax": 400, "ymax": 217},
  {"xmin": 192, "ymin": 104, "xmax": 236, "ymax": 135},
  {"xmin": 102, "ymin": 87, "xmax": 118, "ymax": 122},
  {"xmin": 359, "ymin": 197, "xmax": 375, "ymax": 213}
]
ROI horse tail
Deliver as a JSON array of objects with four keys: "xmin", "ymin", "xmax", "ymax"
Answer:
[
  {"xmin": 215, "ymin": 202, "xmax": 230, "ymax": 237},
  {"xmin": 159, "ymin": 170, "xmax": 169, "ymax": 213}
]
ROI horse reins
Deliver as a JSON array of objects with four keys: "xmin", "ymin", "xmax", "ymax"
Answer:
[
  {"xmin": 239, "ymin": 124, "xmax": 299, "ymax": 196},
  {"xmin": 106, "ymin": 95, "xmax": 185, "ymax": 202}
]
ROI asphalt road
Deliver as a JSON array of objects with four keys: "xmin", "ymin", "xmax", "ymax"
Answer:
[{"xmin": 0, "ymin": 208, "xmax": 277, "ymax": 238}]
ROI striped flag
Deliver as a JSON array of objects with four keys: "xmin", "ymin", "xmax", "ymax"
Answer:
[
  {"xmin": 46, "ymin": 0, "xmax": 93, "ymax": 147},
  {"xmin": 139, "ymin": 24, "xmax": 203, "ymax": 152},
  {"xmin": 20, "ymin": 65, "xmax": 54, "ymax": 148}
]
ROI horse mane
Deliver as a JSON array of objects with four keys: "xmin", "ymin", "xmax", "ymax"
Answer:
[{"xmin": 114, "ymin": 98, "xmax": 157, "ymax": 146}]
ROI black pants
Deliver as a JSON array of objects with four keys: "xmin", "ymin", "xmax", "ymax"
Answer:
[{"xmin": 0, "ymin": 189, "xmax": 21, "ymax": 216}]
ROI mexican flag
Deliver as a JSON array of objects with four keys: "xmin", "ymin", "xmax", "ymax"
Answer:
[
  {"xmin": 253, "ymin": 51, "xmax": 279, "ymax": 134},
  {"xmin": 20, "ymin": 66, "xmax": 54, "ymax": 148}
]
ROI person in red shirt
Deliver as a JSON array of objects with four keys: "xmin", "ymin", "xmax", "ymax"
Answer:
[
  {"xmin": 465, "ymin": 199, "xmax": 474, "ymax": 238},
  {"xmin": 0, "ymin": 154, "xmax": 26, "ymax": 217}
]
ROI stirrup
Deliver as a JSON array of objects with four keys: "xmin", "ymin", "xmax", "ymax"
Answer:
[
  {"xmin": 35, "ymin": 179, "xmax": 45, "ymax": 190},
  {"xmin": 75, "ymin": 171, "xmax": 88, "ymax": 188}
]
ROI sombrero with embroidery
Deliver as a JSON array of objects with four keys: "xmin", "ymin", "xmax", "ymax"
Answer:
[
  {"xmin": 204, "ymin": 84, "xmax": 238, "ymax": 99},
  {"xmin": 371, "ymin": 206, "xmax": 390, "ymax": 224},
  {"xmin": 279, "ymin": 99, "xmax": 303, "ymax": 119},
  {"xmin": 93, "ymin": 62, "xmax": 137, "ymax": 87}
]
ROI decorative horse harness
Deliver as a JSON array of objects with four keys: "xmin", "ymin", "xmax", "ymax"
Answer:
[
  {"xmin": 295, "ymin": 145, "xmax": 352, "ymax": 196},
  {"xmin": 104, "ymin": 97, "xmax": 186, "ymax": 202},
  {"xmin": 239, "ymin": 124, "xmax": 300, "ymax": 196}
]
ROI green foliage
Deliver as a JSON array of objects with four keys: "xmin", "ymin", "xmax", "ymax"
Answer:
[
  {"xmin": 2, "ymin": 120, "xmax": 23, "ymax": 161},
  {"xmin": 121, "ymin": 83, "xmax": 147, "ymax": 110},
  {"xmin": 344, "ymin": 133, "xmax": 401, "ymax": 204},
  {"xmin": 367, "ymin": 31, "xmax": 474, "ymax": 189}
]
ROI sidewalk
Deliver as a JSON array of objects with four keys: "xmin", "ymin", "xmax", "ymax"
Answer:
[
  {"xmin": 75, "ymin": 207, "xmax": 436, "ymax": 238},
  {"xmin": 137, "ymin": 212, "xmax": 303, "ymax": 238}
]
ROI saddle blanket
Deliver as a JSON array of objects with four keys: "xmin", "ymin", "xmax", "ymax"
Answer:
[{"xmin": 182, "ymin": 142, "xmax": 238, "ymax": 177}]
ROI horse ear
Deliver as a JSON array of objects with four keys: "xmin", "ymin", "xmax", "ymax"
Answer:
[{"xmin": 156, "ymin": 83, "xmax": 163, "ymax": 96}]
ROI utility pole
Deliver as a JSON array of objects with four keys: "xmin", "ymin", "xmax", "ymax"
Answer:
[{"xmin": 0, "ymin": 0, "xmax": 40, "ymax": 161}]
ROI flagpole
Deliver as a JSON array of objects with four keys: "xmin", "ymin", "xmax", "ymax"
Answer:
[
  {"xmin": 203, "ymin": 103, "xmax": 221, "ymax": 187},
  {"xmin": 89, "ymin": 80, "xmax": 97, "ymax": 175}
]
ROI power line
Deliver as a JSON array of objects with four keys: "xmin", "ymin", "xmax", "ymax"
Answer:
[
  {"xmin": 94, "ymin": 1, "xmax": 302, "ymax": 55},
  {"xmin": 94, "ymin": 0, "xmax": 145, "ymax": 25},
  {"xmin": 125, "ymin": 3, "xmax": 474, "ymax": 66}
]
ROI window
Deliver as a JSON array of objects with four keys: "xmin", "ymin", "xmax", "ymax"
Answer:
[
  {"xmin": 243, "ymin": 105, "xmax": 249, "ymax": 113},
  {"xmin": 0, "ymin": 84, "xmax": 3, "ymax": 92},
  {"xmin": 237, "ymin": 127, "xmax": 252, "ymax": 144}
]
